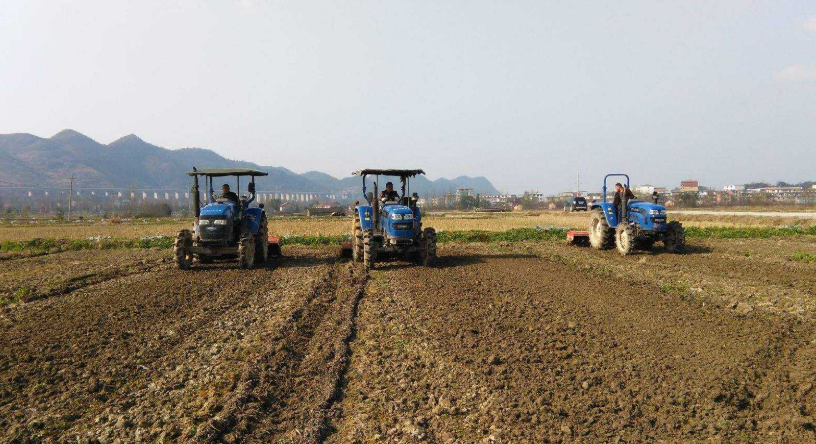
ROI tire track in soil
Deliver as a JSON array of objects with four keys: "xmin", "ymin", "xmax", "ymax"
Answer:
[
  {"xmin": 0, "ymin": 249, "xmax": 170, "ymax": 305},
  {"xmin": 0, "ymin": 253, "xmax": 326, "ymax": 443},
  {"xmin": 203, "ymin": 261, "xmax": 368, "ymax": 444},
  {"xmin": 191, "ymin": 262, "xmax": 341, "ymax": 443},
  {"xmin": 21, "ymin": 260, "xmax": 173, "ymax": 304},
  {"xmin": 329, "ymin": 249, "xmax": 815, "ymax": 442}
]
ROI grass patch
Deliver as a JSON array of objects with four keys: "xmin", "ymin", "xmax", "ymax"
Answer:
[
  {"xmin": 437, "ymin": 227, "xmax": 567, "ymax": 243},
  {"xmin": 0, "ymin": 237, "xmax": 174, "ymax": 253},
  {"xmin": 684, "ymin": 225, "xmax": 816, "ymax": 239},
  {"xmin": 790, "ymin": 252, "xmax": 816, "ymax": 264}
]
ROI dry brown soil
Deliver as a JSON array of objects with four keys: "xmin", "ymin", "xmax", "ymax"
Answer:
[{"xmin": 1, "ymin": 240, "xmax": 814, "ymax": 443}]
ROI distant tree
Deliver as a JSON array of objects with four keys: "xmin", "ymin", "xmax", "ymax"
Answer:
[{"xmin": 744, "ymin": 182, "xmax": 771, "ymax": 189}]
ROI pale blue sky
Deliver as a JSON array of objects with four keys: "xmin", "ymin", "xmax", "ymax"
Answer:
[{"xmin": 1, "ymin": 1, "xmax": 814, "ymax": 193}]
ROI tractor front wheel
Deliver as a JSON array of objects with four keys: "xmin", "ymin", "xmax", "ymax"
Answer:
[
  {"xmin": 589, "ymin": 209, "xmax": 614, "ymax": 250},
  {"xmin": 363, "ymin": 229, "xmax": 377, "ymax": 271},
  {"xmin": 422, "ymin": 227, "xmax": 437, "ymax": 267},
  {"xmin": 615, "ymin": 224, "xmax": 634, "ymax": 256},
  {"xmin": 254, "ymin": 215, "xmax": 269, "ymax": 264},
  {"xmin": 239, "ymin": 235, "xmax": 256, "ymax": 269},
  {"xmin": 352, "ymin": 210, "xmax": 364, "ymax": 262},
  {"xmin": 664, "ymin": 221, "xmax": 686, "ymax": 253},
  {"xmin": 174, "ymin": 230, "xmax": 193, "ymax": 270}
]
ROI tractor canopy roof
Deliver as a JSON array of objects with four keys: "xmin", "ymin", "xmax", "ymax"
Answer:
[
  {"xmin": 187, "ymin": 168, "xmax": 268, "ymax": 177},
  {"xmin": 352, "ymin": 169, "xmax": 425, "ymax": 177}
]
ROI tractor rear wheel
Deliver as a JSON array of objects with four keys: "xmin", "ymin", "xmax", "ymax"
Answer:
[
  {"xmin": 422, "ymin": 227, "xmax": 437, "ymax": 267},
  {"xmin": 589, "ymin": 209, "xmax": 614, "ymax": 250},
  {"xmin": 352, "ymin": 210, "xmax": 363, "ymax": 262},
  {"xmin": 174, "ymin": 230, "xmax": 193, "ymax": 270},
  {"xmin": 254, "ymin": 215, "xmax": 269, "ymax": 264},
  {"xmin": 664, "ymin": 221, "xmax": 686, "ymax": 253},
  {"xmin": 615, "ymin": 224, "xmax": 634, "ymax": 256},
  {"xmin": 363, "ymin": 229, "xmax": 376, "ymax": 271},
  {"xmin": 239, "ymin": 235, "xmax": 256, "ymax": 269}
]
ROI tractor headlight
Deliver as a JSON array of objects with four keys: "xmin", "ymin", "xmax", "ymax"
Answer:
[
  {"xmin": 391, "ymin": 213, "xmax": 412, "ymax": 220},
  {"xmin": 648, "ymin": 209, "xmax": 666, "ymax": 215},
  {"xmin": 199, "ymin": 219, "xmax": 211, "ymax": 225},
  {"xmin": 213, "ymin": 219, "xmax": 228, "ymax": 225}
]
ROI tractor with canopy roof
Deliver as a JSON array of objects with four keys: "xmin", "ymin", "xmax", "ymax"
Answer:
[
  {"xmin": 347, "ymin": 169, "xmax": 436, "ymax": 270},
  {"xmin": 174, "ymin": 167, "xmax": 281, "ymax": 269}
]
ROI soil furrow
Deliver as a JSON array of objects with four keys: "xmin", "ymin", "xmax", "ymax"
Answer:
[
  {"xmin": 193, "ymin": 262, "xmax": 340, "ymax": 443},
  {"xmin": 302, "ymin": 268, "xmax": 368, "ymax": 443},
  {"xmin": 330, "ymin": 247, "xmax": 815, "ymax": 442},
  {"xmin": 0, "ymin": 253, "xmax": 320, "ymax": 443},
  {"xmin": 236, "ymin": 262, "xmax": 368, "ymax": 443}
]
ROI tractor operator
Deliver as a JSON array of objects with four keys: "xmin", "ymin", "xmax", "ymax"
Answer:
[
  {"xmin": 380, "ymin": 182, "xmax": 400, "ymax": 202},
  {"xmin": 220, "ymin": 184, "xmax": 240, "ymax": 205},
  {"xmin": 613, "ymin": 182, "xmax": 635, "ymax": 219}
]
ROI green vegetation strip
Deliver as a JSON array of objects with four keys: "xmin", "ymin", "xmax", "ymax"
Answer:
[
  {"xmin": 684, "ymin": 226, "xmax": 816, "ymax": 239},
  {"xmin": 3, "ymin": 226, "xmax": 816, "ymax": 254}
]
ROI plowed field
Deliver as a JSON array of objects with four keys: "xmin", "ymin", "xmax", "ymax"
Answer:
[{"xmin": 1, "ymin": 239, "xmax": 814, "ymax": 443}]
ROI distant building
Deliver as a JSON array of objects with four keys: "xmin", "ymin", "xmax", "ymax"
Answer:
[
  {"xmin": 306, "ymin": 201, "xmax": 343, "ymax": 216},
  {"xmin": 633, "ymin": 185, "xmax": 655, "ymax": 195},
  {"xmin": 523, "ymin": 191, "xmax": 545, "ymax": 202},
  {"xmin": 680, "ymin": 180, "xmax": 699, "ymax": 192},
  {"xmin": 759, "ymin": 186, "xmax": 802, "ymax": 194},
  {"xmin": 455, "ymin": 188, "xmax": 474, "ymax": 200},
  {"xmin": 723, "ymin": 185, "xmax": 744, "ymax": 191},
  {"xmin": 279, "ymin": 202, "xmax": 296, "ymax": 214}
]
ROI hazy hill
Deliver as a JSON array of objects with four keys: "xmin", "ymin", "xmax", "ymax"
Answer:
[{"xmin": 0, "ymin": 130, "xmax": 499, "ymax": 195}]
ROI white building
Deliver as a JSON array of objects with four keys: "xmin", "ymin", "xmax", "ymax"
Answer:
[
  {"xmin": 723, "ymin": 185, "xmax": 745, "ymax": 191},
  {"xmin": 633, "ymin": 185, "xmax": 655, "ymax": 195},
  {"xmin": 455, "ymin": 188, "xmax": 474, "ymax": 200}
]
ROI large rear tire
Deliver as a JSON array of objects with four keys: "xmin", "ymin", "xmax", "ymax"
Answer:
[
  {"xmin": 589, "ymin": 209, "xmax": 614, "ymax": 250},
  {"xmin": 174, "ymin": 230, "xmax": 193, "ymax": 270},
  {"xmin": 254, "ymin": 215, "xmax": 269, "ymax": 264},
  {"xmin": 239, "ymin": 235, "xmax": 256, "ymax": 269},
  {"xmin": 664, "ymin": 221, "xmax": 686, "ymax": 253},
  {"xmin": 363, "ymin": 229, "xmax": 376, "ymax": 271},
  {"xmin": 422, "ymin": 227, "xmax": 437, "ymax": 267},
  {"xmin": 616, "ymin": 224, "xmax": 634, "ymax": 256},
  {"xmin": 352, "ymin": 210, "xmax": 363, "ymax": 262}
]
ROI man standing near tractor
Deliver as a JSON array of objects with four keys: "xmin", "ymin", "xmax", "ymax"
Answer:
[{"xmin": 613, "ymin": 182, "xmax": 634, "ymax": 219}]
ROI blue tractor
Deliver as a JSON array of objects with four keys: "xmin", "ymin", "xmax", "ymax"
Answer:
[
  {"xmin": 174, "ymin": 168, "xmax": 280, "ymax": 269},
  {"xmin": 349, "ymin": 169, "xmax": 436, "ymax": 270},
  {"xmin": 589, "ymin": 174, "xmax": 685, "ymax": 255}
]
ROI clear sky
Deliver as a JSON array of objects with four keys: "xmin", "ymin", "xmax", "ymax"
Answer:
[{"xmin": 1, "ymin": 1, "xmax": 814, "ymax": 193}]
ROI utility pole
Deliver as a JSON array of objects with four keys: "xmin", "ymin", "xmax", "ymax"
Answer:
[
  {"xmin": 576, "ymin": 172, "xmax": 580, "ymax": 195},
  {"xmin": 68, "ymin": 175, "xmax": 75, "ymax": 222}
]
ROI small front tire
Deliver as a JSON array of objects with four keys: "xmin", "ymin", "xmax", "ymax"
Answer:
[
  {"xmin": 664, "ymin": 221, "xmax": 685, "ymax": 253},
  {"xmin": 239, "ymin": 235, "xmax": 256, "ymax": 269},
  {"xmin": 363, "ymin": 229, "xmax": 376, "ymax": 271},
  {"xmin": 174, "ymin": 230, "xmax": 193, "ymax": 270},
  {"xmin": 616, "ymin": 224, "xmax": 634, "ymax": 256},
  {"xmin": 422, "ymin": 227, "xmax": 437, "ymax": 267}
]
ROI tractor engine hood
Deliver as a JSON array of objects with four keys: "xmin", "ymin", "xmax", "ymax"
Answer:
[
  {"xmin": 200, "ymin": 202, "xmax": 236, "ymax": 217},
  {"xmin": 383, "ymin": 205, "xmax": 414, "ymax": 216},
  {"xmin": 628, "ymin": 201, "xmax": 666, "ymax": 212}
]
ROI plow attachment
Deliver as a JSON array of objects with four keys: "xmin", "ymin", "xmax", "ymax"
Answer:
[{"xmin": 566, "ymin": 230, "xmax": 590, "ymax": 247}]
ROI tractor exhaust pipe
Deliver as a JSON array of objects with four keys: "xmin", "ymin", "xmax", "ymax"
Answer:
[
  {"xmin": 192, "ymin": 174, "xmax": 200, "ymax": 218},
  {"xmin": 373, "ymin": 181, "xmax": 379, "ymax": 227}
]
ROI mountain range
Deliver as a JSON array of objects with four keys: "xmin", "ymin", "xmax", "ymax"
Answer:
[{"xmin": 0, "ymin": 130, "xmax": 498, "ymax": 196}]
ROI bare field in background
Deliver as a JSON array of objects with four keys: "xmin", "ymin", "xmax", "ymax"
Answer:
[{"xmin": 1, "ymin": 210, "xmax": 816, "ymax": 242}]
